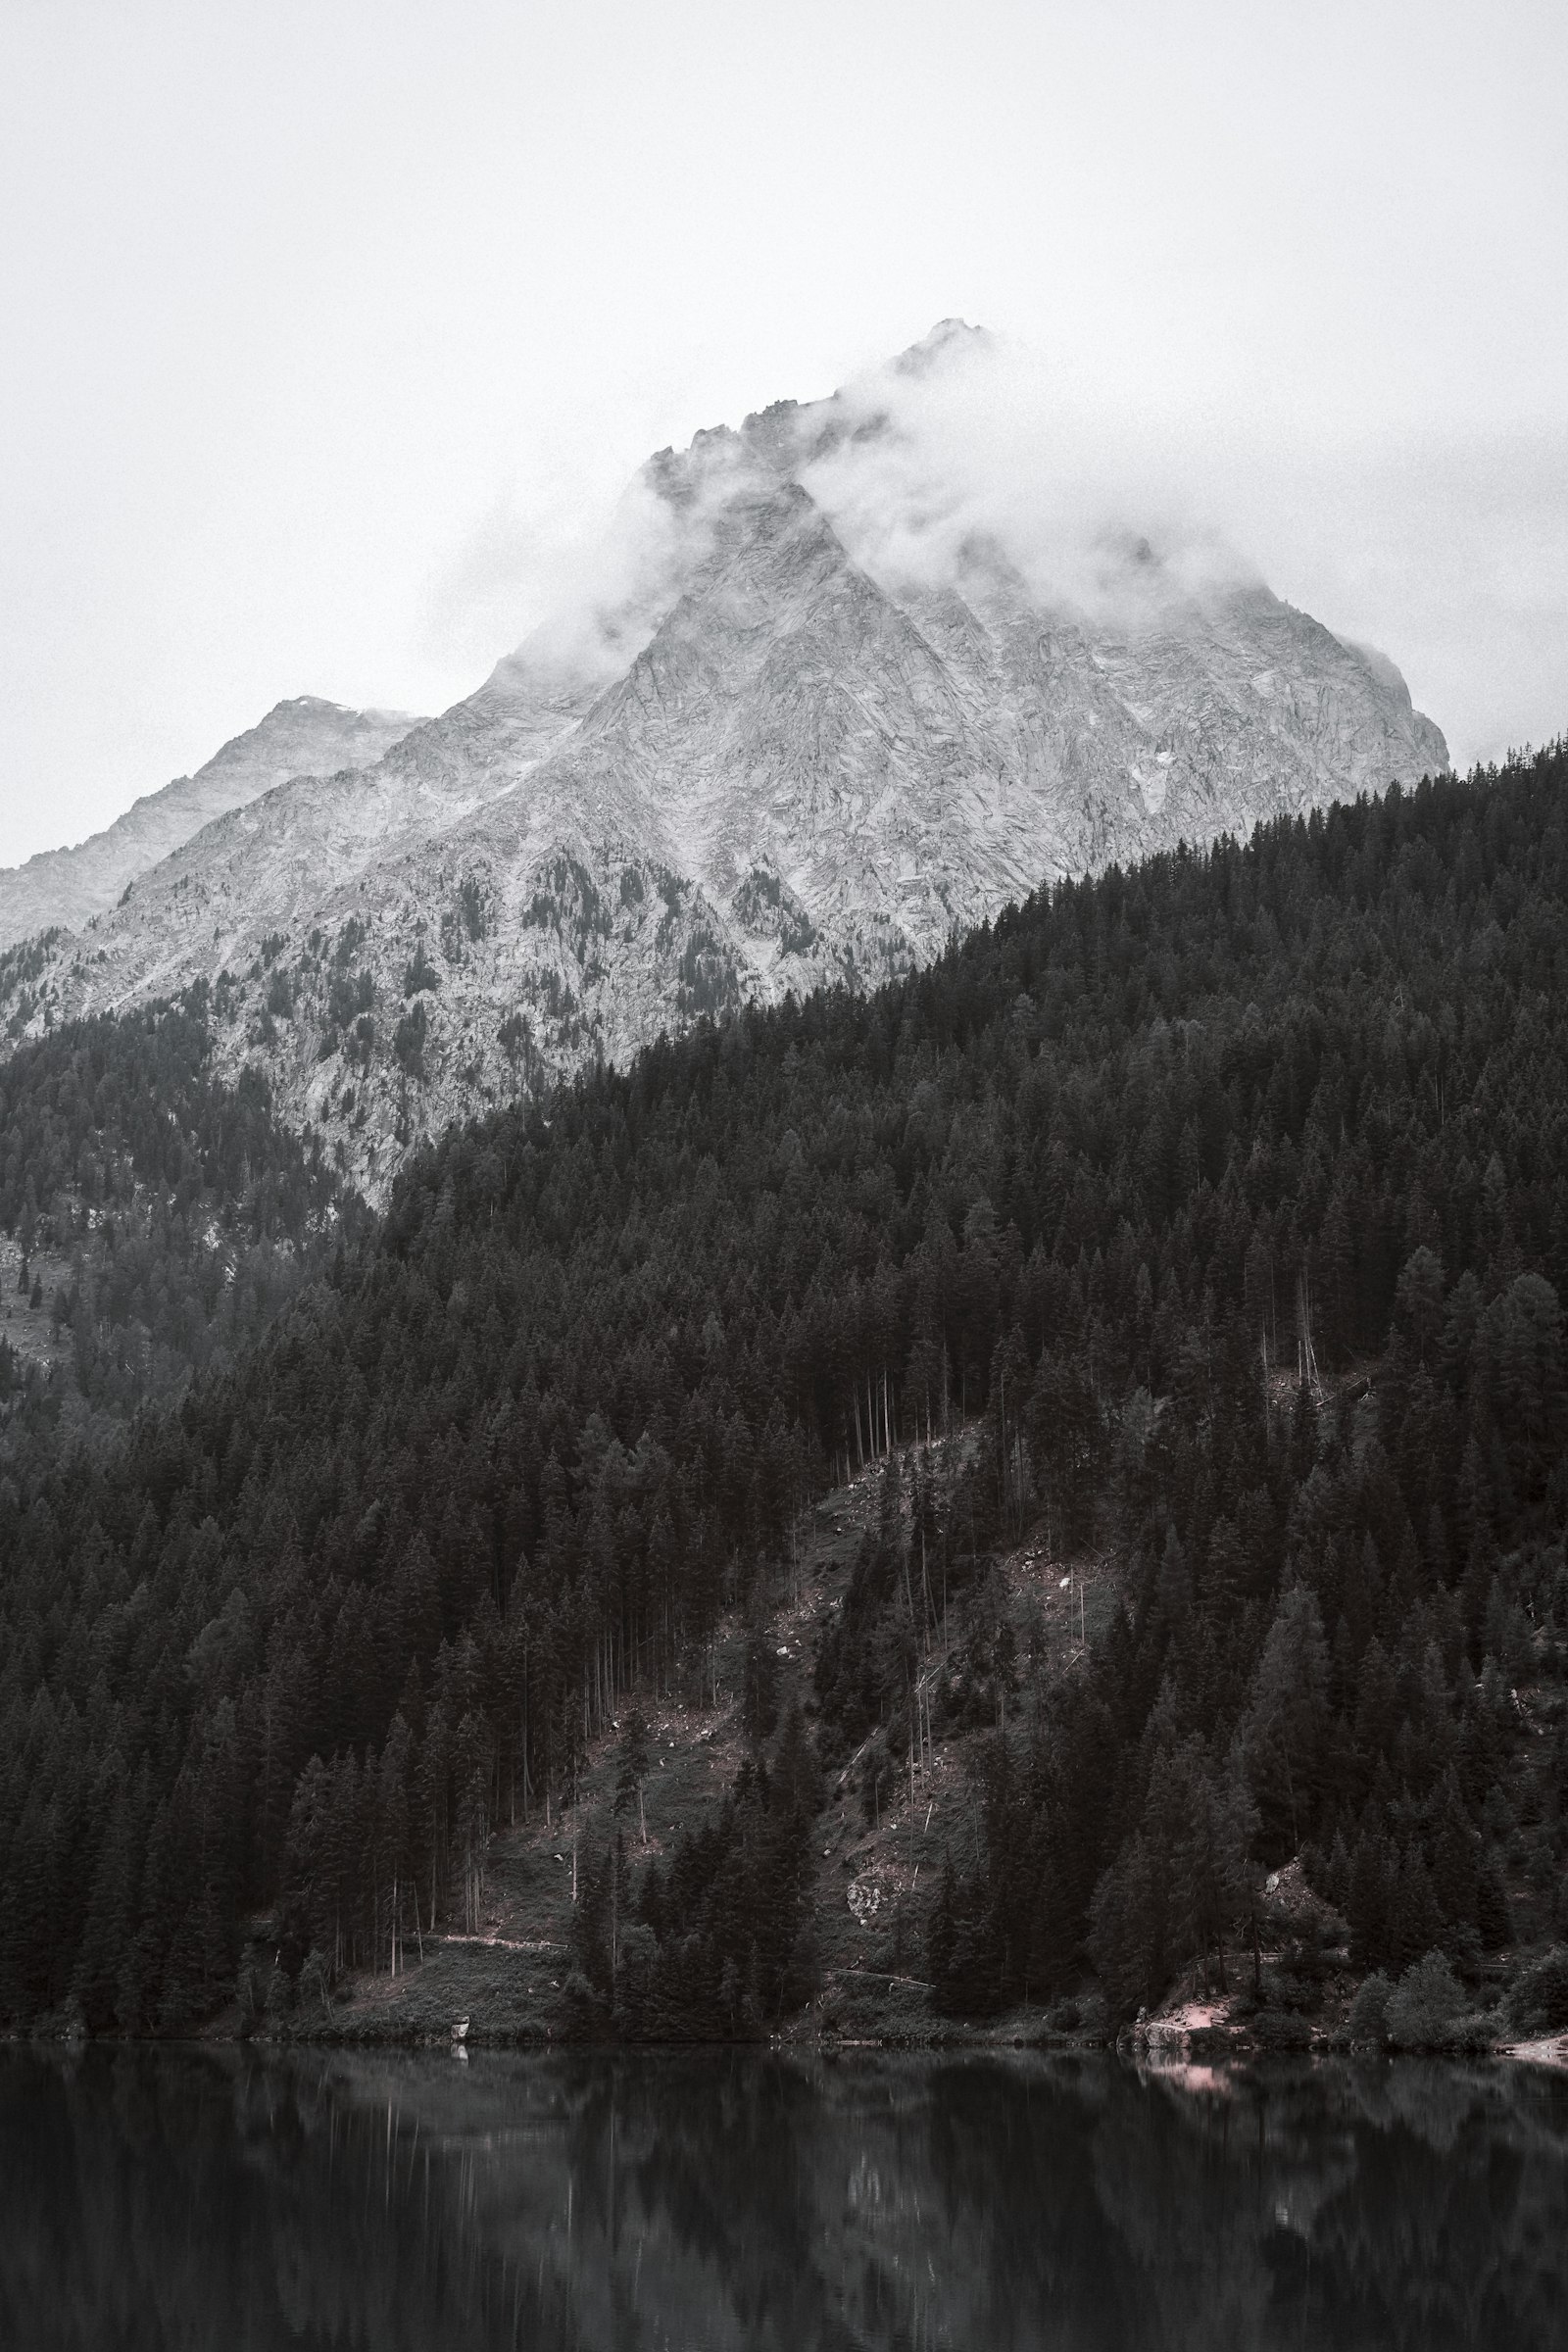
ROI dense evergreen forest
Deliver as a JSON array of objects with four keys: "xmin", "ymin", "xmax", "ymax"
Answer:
[
  {"xmin": 0, "ymin": 1001, "xmax": 348, "ymax": 1424},
  {"xmin": 2, "ymin": 745, "xmax": 1567, "ymax": 2039}
]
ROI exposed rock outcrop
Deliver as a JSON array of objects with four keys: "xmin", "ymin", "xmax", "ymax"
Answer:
[{"xmin": 4, "ymin": 330, "xmax": 1446, "ymax": 1195}]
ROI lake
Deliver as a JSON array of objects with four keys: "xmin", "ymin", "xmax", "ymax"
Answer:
[{"xmin": 1, "ymin": 2045, "xmax": 1564, "ymax": 2348}]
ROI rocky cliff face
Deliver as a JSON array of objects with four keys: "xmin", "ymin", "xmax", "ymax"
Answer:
[
  {"xmin": 5, "ymin": 330, "xmax": 1446, "ymax": 1196},
  {"xmin": 0, "ymin": 697, "xmax": 422, "ymax": 951}
]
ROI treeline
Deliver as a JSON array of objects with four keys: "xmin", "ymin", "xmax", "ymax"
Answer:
[
  {"xmin": 0, "ymin": 1000, "xmax": 350, "ymax": 1416},
  {"xmin": 1, "ymin": 745, "xmax": 1567, "ymax": 2034}
]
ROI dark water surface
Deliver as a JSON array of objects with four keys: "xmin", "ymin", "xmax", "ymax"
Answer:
[{"xmin": 2, "ymin": 2045, "xmax": 1565, "ymax": 2350}]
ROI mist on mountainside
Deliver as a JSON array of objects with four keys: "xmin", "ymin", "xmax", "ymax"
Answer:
[
  {"xmin": 0, "ymin": 323, "xmax": 1447, "ymax": 1211},
  {"xmin": 496, "ymin": 322, "xmax": 1272, "ymax": 686}
]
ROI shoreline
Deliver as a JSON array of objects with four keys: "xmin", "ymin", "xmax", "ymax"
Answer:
[{"xmin": 10, "ymin": 2016, "xmax": 1566, "ymax": 2071}]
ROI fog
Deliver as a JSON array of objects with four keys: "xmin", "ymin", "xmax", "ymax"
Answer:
[
  {"xmin": 801, "ymin": 325, "xmax": 1265, "ymax": 615},
  {"xmin": 502, "ymin": 320, "xmax": 1568, "ymax": 762},
  {"xmin": 2, "ymin": 0, "xmax": 1564, "ymax": 863}
]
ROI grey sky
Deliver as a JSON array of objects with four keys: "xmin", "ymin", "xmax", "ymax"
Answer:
[{"xmin": 2, "ymin": 0, "xmax": 1564, "ymax": 866}]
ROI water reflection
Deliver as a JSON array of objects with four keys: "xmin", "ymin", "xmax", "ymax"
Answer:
[{"xmin": 1, "ymin": 2045, "xmax": 1564, "ymax": 2349}]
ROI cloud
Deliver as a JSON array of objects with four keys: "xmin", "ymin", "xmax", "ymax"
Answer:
[
  {"xmin": 431, "ymin": 425, "xmax": 780, "ymax": 704},
  {"xmin": 464, "ymin": 321, "xmax": 1280, "ymax": 694},
  {"xmin": 436, "ymin": 321, "xmax": 1568, "ymax": 763},
  {"xmin": 800, "ymin": 328, "xmax": 1568, "ymax": 764},
  {"xmin": 468, "ymin": 321, "xmax": 1266, "ymax": 687},
  {"xmin": 796, "ymin": 323, "xmax": 1263, "ymax": 621}
]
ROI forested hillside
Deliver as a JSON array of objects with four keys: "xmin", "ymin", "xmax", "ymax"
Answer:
[
  {"xmin": 2, "ymin": 745, "xmax": 1567, "ymax": 2039},
  {"xmin": 0, "ymin": 997, "xmax": 350, "ymax": 1427}
]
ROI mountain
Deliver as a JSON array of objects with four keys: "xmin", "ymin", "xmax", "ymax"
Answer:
[
  {"xmin": 3, "ymin": 746, "xmax": 1565, "ymax": 2042},
  {"xmin": 2, "ymin": 328, "xmax": 1446, "ymax": 1195},
  {"xmin": 0, "ymin": 696, "xmax": 422, "ymax": 951}
]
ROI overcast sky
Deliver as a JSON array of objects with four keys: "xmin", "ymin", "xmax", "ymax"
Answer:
[{"xmin": 2, "ymin": 0, "xmax": 1565, "ymax": 866}]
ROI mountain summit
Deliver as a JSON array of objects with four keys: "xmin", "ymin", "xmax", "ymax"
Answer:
[
  {"xmin": 5, "ymin": 328, "xmax": 1446, "ymax": 1193},
  {"xmin": 0, "ymin": 697, "xmax": 422, "ymax": 952}
]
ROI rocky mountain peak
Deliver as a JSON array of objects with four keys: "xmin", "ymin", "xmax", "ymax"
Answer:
[
  {"xmin": 892, "ymin": 316, "xmax": 992, "ymax": 376},
  {"xmin": 0, "ymin": 695, "xmax": 423, "ymax": 953},
  {"xmin": 3, "ymin": 332, "xmax": 1447, "ymax": 1197}
]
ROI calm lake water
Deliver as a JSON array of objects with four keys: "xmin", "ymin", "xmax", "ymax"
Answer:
[{"xmin": 1, "ymin": 2044, "xmax": 1565, "ymax": 2349}]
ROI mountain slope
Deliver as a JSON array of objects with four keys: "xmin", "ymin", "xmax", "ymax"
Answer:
[
  {"xmin": 0, "ymin": 998, "xmax": 352, "ymax": 1452},
  {"xmin": 1, "ymin": 746, "xmax": 1564, "ymax": 2039},
  {"xmin": 4, "ymin": 331, "xmax": 1447, "ymax": 1194},
  {"xmin": 0, "ymin": 696, "xmax": 422, "ymax": 950}
]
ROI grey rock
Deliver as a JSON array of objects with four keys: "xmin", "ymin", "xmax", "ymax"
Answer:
[
  {"xmin": 4, "ymin": 330, "xmax": 1446, "ymax": 1197},
  {"xmin": 0, "ymin": 697, "xmax": 422, "ymax": 950}
]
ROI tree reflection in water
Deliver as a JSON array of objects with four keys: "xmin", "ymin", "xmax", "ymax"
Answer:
[{"xmin": 1, "ymin": 2048, "xmax": 1564, "ymax": 2349}]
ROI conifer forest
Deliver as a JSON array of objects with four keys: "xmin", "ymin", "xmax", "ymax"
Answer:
[{"xmin": 2, "ymin": 746, "xmax": 1567, "ymax": 2050}]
